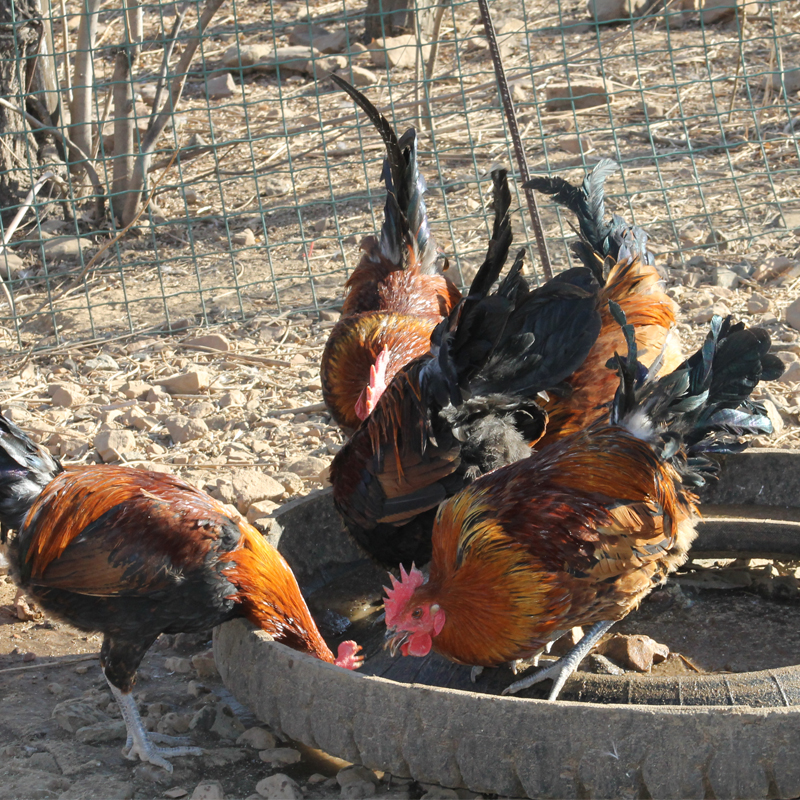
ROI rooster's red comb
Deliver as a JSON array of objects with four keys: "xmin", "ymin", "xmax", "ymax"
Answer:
[{"xmin": 383, "ymin": 563, "xmax": 425, "ymax": 627}]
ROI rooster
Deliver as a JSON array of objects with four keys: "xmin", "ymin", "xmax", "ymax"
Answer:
[
  {"xmin": 383, "ymin": 310, "xmax": 783, "ymax": 700},
  {"xmin": 321, "ymin": 75, "xmax": 461, "ymax": 433},
  {"xmin": 524, "ymin": 160, "xmax": 684, "ymax": 446},
  {"xmin": 331, "ymin": 169, "xmax": 602, "ymax": 567},
  {"xmin": 0, "ymin": 416, "xmax": 362, "ymax": 771}
]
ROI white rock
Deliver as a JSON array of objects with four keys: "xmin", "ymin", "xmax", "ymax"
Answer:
[
  {"xmin": 191, "ymin": 649, "xmax": 220, "ymax": 679},
  {"xmin": 255, "ymin": 774, "xmax": 303, "ymax": 799},
  {"xmin": 121, "ymin": 380, "xmax": 152, "ymax": 399},
  {"xmin": 232, "ymin": 228, "xmax": 256, "ymax": 247},
  {"xmin": 0, "ymin": 250, "xmax": 24, "ymax": 279},
  {"xmin": 165, "ymin": 656, "xmax": 192, "ymax": 673},
  {"xmin": 48, "ymin": 382, "xmax": 85, "ymax": 408},
  {"xmin": 784, "ymin": 297, "xmax": 800, "ymax": 331},
  {"xmin": 747, "ymin": 293, "xmax": 770, "ymax": 314},
  {"xmin": 285, "ymin": 455, "xmax": 328, "ymax": 478},
  {"xmin": 42, "ymin": 236, "xmax": 93, "ymax": 263},
  {"xmin": 206, "ymin": 72, "xmax": 236, "ymax": 99},
  {"xmin": 191, "ymin": 781, "xmax": 225, "ymax": 800},
  {"xmin": 164, "ymin": 414, "xmax": 209, "ymax": 443},
  {"xmin": 184, "ymin": 334, "xmax": 231, "ymax": 352},
  {"xmin": 223, "ymin": 44, "xmax": 318, "ymax": 74},
  {"xmin": 368, "ymin": 35, "xmax": 429, "ymax": 68},
  {"xmin": 780, "ymin": 361, "xmax": 800, "ymax": 383},
  {"xmin": 236, "ymin": 727, "xmax": 277, "ymax": 750},
  {"xmin": 94, "ymin": 430, "xmax": 136, "ymax": 462},
  {"xmin": 156, "ymin": 369, "xmax": 210, "ymax": 394},
  {"xmin": 231, "ymin": 469, "xmax": 285, "ymax": 513}
]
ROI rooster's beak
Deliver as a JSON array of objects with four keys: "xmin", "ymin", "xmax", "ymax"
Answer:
[{"xmin": 384, "ymin": 628, "xmax": 409, "ymax": 657}]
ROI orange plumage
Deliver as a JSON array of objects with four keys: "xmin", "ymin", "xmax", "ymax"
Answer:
[
  {"xmin": 0, "ymin": 420, "xmax": 361, "ymax": 771},
  {"xmin": 384, "ymin": 315, "xmax": 783, "ymax": 699},
  {"xmin": 538, "ymin": 254, "xmax": 682, "ymax": 445}
]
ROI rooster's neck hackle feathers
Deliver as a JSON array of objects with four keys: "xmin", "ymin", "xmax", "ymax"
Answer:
[{"xmin": 220, "ymin": 520, "xmax": 338, "ymax": 664}]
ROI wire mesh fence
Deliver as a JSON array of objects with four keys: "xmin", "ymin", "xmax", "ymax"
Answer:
[{"xmin": 0, "ymin": 0, "xmax": 797, "ymax": 354}]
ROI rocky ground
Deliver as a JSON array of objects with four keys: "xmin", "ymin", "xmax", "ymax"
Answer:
[{"xmin": 1, "ymin": 258, "xmax": 800, "ymax": 798}]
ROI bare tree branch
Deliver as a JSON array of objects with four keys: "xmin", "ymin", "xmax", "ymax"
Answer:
[
  {"xmin": 121, "ymin": 0, "xmax": 226, "ymax": 226},
  {"xmin": 69, "ymin": 0, "xmax": 101, "ymax": 171}
]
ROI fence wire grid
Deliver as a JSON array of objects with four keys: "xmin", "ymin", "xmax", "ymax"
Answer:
[{"xmin": 0, "ymin": 0, "xmax": 798, "ymax": 353}]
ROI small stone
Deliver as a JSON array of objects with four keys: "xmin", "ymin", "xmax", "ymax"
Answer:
[
  {"xmin": 191, "ymin": 649, "xmax": 220, "ymax": 679},
  {"xmin": 288, "ymin": 22, "xmax": 329, "ymax": 47},
  {"xmin": 232, "ymin": 228, "xmax": 256, "ymax": 247},
  {"xmin": 780, "ymin": 361, "xmax": 800, "ymax": 383},
  {"xmin": 157, "ymin": 712, "xmax": 191, "ymax": 736},
  {"xmin": 47, "ymin": 682, "xmax": 65, "ymax": 695},
  {"xmin": 315, "ymin": 29, "xmax": 348, "ymax": 53},
  {"xmin": 0, "ymin": 250, "xmax": 24, "ymax": 279},
  {"xmin": 165, "ymin": 414, "xmax": 209, "ymax": 443},
  {"xmin": 586, "ymin": 653, "xmax": 626, "ymax": 674},
  {"xmin": 596, "ymin": 633, "xmax": 669, "ymax": 672},
  {"xmin": 337, "ymin": 65, "xmax": 377, "ymax": 86},
  {"xmin": 785, "ymin": 297, "xmax": 800, "ymax": 331},
  {"xmin": 210, "ymin": 704, "xmax": 246, "ymax": 740},
  {"xmin": 165, "ymin": 656, "xmax": 193, "ymax": 673},
  {"xmin": 420, "ymin": 789, "xmax": 459, "ymax": 800},
  {"xmin": 219, "ymin": 389, "xmax": 246, "ymax": 408},
  {"xmin": 713, "ymin": 267, "xmax": 739, "ymax": 289},
  {"xmin": 206, "ymin": 72, "xmax": 236, "ymax": 99},
  {"xmin": 545, "ymin": 78, "xmax": 611, "ymax": 111},
  {"xmin": 42, "ymin": 236, "xmax": 93, "ymax": 263},
  {"xmin": 48, "ymin": 382, "xmax": 86, "ymax": 408},
  {"xmin": 368, "ymin": 35, "xmax": 429, "ymax": 68},
  {"xmin": 337, "ymin": 767, "xmax": 380, "ymax": 787},
  {"xmin": 184, "ymin": 334, "xmax": 230, "ymax": 352},
  {"xmin": 261, "ymin": 176, "xmax": 291, "ymax": 197},
  {"xmin": 165, "ymin": 789, "xmax": 190, "ymax": 799},
  {"xmin": 191, "ymin": 781, "xmax": 225, "ymax": 800},
  {"xmin": 186, "ymin": 401, "xmax": 216, "ymax": 419},
  {"xmin": 558, "ymin": 134, "xmax": 593, "ymax": 154},
  {"xmin": 22, "ymin": 651, "xmax": 36, "ymax": 662},
  {"xmin": 255, "ymin": 774, "xmax": 303, "ymax": 799},
  {"xmin": 691, "ymin": 301, "xmax": 730, "ymax": 324},
  {"xmin": 773, "ymin": 66, "xmax": 800, "ymax": 96},
  {"xmin": 190, "ymin": 705, "xmax": 217, "ymax": 732},
  {"xmin": 236, "ymin": 727, "xmax": 277, "ymax": 750},
  {"xmin": 273, "ymin": 471, "xmax": 304, "ymax": 496},
  {"xmin": 75, "ymin": 719, "xmax": 127, "ymax": 743},
  {"xmin": 246, "ymin": 499, "xmax": 279, "ymax": 526},
  {"xmin": 94, "ymin": 430, "xmax": 136, "ymax": 462},
  {"xmin": 121, "ymin": 380, "xmax": 153, "ymax": 399},
  {"xmin": 156, "ymin": 369, "xmax": 210, "ymax": 394},
  {"xmin": 188, "ymin": 680, "xmax": 209, "ymax": 698},
  {"xmin": 28, "ymin": 752, "xmax": 60, "ymax": 773},
  {"xmin": 84, "ymin": 353, "xmax": 118, "ymax": 370},
  {"xmin": 747, "ymin": 293, "xmax": 770, "ymax": 314},
  {"xmin": 761, "ymin": 398, "xmax": 784, "ymax": 434},
  {"xmin": 341, "ymin": 782, "xmax": 376, "ymax": 799},
  {"xmin": 258, "ymin": 747, "xmax": 302, "ymax": 766},
  {"xmin": 231, "ymin": 469, "xmax": 285, "ymax": 513},
  {"xmin": 14, "ymin": 594, "xmax": 41, "ymax": 620},
  {"xmin": 223, "ymin": 44, "xmax": 317, "ymax": 75},
  {"xmin": 285, "ymin": 455, "xmax": 328, "ymax": 478}
]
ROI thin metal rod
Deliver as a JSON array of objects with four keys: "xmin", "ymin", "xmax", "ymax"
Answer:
[{"xmin": 476, "ymin": 0, "xmax": 552, "ymax": 280}]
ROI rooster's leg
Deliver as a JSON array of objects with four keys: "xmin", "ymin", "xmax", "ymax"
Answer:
[
  {"xmin": 501, "ymin": 620, "xmax": 615, "ymax": 701},
  {"xmin": 107, "ymin": 679, "xmax": 203, "ymax": 772}
]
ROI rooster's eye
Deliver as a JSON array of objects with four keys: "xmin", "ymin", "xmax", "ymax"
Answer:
[{"xmin": 411, "ymin": 608, "xmax": 422, "ymax": 619}]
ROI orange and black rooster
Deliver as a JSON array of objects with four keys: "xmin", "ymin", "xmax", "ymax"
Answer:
[
  {"xmin": 384, "ymin": 311, "xmax": 783, "ymax": 700},
  {"xmin": 331, "ymin": 159, "xmax": 683, "ymax": 569},
  {"xmin": 321, "ymin": 75, "xmax": 461, "ymax": 433},
  {"xmin": 524, "ymin": 161, "xmax": 683, "ymax": 446},
  {"xmin": 0, "ymin": 416, "xmax": 362, "ymax": 771},
  {"xmin": 331, "ymin": 169, "xmax": 603, "ymax": 567}
]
